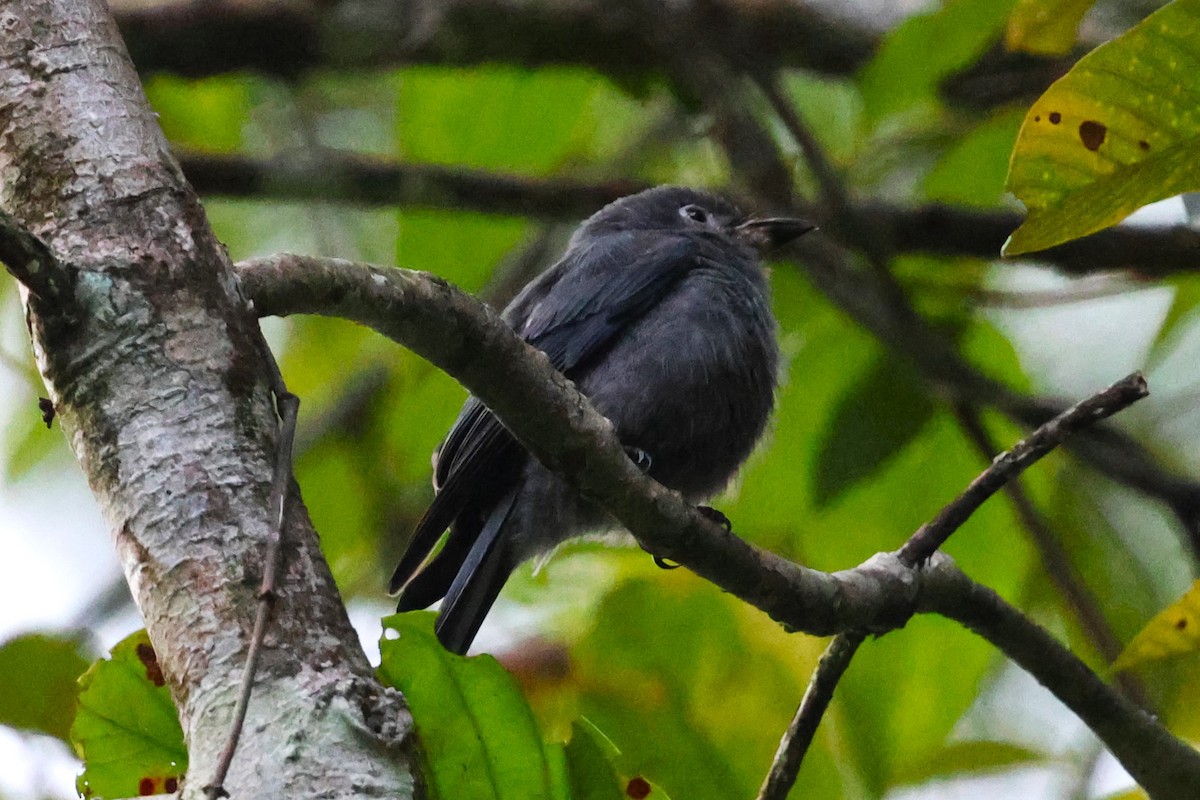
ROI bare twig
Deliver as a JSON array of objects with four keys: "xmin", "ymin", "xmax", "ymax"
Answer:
[
  {"xmin": 952, "ymin": 403, "xmax": 1151, "ymax": 708},
  {"xmin": 755, "ymin": 631, "xmax": 865, "ymax": 800},
  {"xmin": 205, "ymin": 337, "xmax": 300, "ymax": 799},
  {"xmin": 756, "ymin": 376, "xmax": 1149, "ymax": 800},
  {"xmin": 0, "ymin": 210, "xmax": 73, "ymax": 304},
  {"xmin": 900, "ymin": 373, "xmax": 1149, "ymax": 565}
]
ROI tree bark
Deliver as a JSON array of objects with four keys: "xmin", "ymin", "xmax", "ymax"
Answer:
[{"xmin": 0, "ymin": 1, "xmax": 419, "ymax": 796}]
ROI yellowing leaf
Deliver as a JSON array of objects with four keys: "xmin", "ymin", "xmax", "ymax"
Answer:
[
  {"xmin": 1004, "ymin": 0, "xmax": 1200, "ymax": 255},
  {"xmin": 1006, "ymin": 0, "xmax": 1097, "ymax": 55},
  {"xmin": 1114, "ymin": 580, "xmax": 1200, "ymax": 671}
]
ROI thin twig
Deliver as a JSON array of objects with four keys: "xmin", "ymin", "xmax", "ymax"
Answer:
[
  {"xmin": 205, "ymin": 336, "xmax": 299, "ymax": 799},
  {"xmin": 952, "ymin": 403, "xmax": 1151, "ymax": 709},
  {"xmin": 0, "ymin": 210, "xmax": 73, "ymax": 305},
  {"xmin": 899, "ymin": 372, "xmax": 1149, "ymax": 565},
  {"xmin": 755, "ymin": 631, "xmax": 865, "ymax": 800},
  {"xmin": 756, "ymin": 374, "xmax": 1150, "ymax": 800}
]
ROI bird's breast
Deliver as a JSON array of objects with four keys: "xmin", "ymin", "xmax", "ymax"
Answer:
[{"xmin": 580, "ymin": 269, "xmax": 778, "ymax": 500}]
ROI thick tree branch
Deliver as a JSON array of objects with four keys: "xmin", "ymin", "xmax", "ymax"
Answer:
[
  {"xmin": 236, "ymin": 252, "xmax": 1200, "ymax": 798},
  {"xmin": 0, "ymin": 2, "xmax": 418, "ymax": 797},
  {"xmin": 239, "ymin": 254, "xmax": 921, "ymax": 635}
]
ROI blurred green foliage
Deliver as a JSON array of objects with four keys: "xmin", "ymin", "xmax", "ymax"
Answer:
[{"xmin": 6, "ymin": 0, "xmax": 1200, "ymax": 798}]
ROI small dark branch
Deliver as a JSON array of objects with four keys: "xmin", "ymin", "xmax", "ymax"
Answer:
[
  {"xmin": 752, "ymin": 74, "xmax": 848, "ymax": 213},
  {"xmin": 869, "ymin": 202, "xmax": 1200, "ymax": 277},
  {"xmin": 179, "ymin": 153, "xmax": 1200, "ymax": 277},
  {"xmin": 899, "ymin": 373, "xmax": 1149, "ymax": 565},
  {"xmin": 114, "ymin": 0, "xmax": 878, "ymax": 83},
  {"xmin": 952, "ymin": 403, "xmax": 1151, "ymax": 709},
  {"xmin": 205, "ymin": 340, "xmax": 300, "ymax": 798},
  {"xmin": 180, "ymin": 151, "xmax": 641, "ymax": 219},
  {"xmin": 924, "ymin": 563, "xmax": 1200, "ymax": 800},
  {"xmin": 0, "ymin": 210, "xmax": 74, "ymax": 303},
  {"xmin": 939, "ymin": 44, "xmax": 1077, "ymax": 110},
  {"xmin": 756, "ymin": 631, "xmax": 866, "ymax": 800}
]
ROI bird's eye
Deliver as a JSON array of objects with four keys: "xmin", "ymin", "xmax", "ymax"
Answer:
[{"xmin": 680, "ymin": 204, "xmax": 709, "ymax": 224}]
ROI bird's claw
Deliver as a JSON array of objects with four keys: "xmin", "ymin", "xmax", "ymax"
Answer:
[
  {"xmin": 625, "ymin": 446, "xmax": 653, "ymax": 473},
  {"xmin": 640, "ymin": 544, "xmax": 680, "ymax": 569},
  {"xmin": 697, "ymin": 506, "xmax": 732, "ymax": 531}
]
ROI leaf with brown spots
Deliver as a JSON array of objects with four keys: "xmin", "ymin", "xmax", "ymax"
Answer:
[
  {"xmin": 1114, "ymin": 579, "xmax": 1200, "ymax": 672},
  {"xmin": 1005, "ymin": 0, "xmax": 1200, "ymax": 255},
  {"xmin": 71, "ymin": 629, "xmax": 187, "ymax": 799}
]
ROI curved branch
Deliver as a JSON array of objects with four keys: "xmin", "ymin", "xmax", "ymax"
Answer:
[
  {"xmin": 236, "ymin": 252, "xmax": 1200, "ymax": 797},
  {"xmin": 923, "ymin": 563, "xmax": 1200, "ymax": 799}
]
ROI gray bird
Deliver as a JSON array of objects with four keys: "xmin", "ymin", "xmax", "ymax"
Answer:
[{"xmin": 390, "ymin": 186, "xmax": 813, "ymax": 653}]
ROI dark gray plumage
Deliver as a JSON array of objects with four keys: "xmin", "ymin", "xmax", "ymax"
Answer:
[{"xmin": 390, "ymin": 186, "xmax": 814, "ymax": 654}]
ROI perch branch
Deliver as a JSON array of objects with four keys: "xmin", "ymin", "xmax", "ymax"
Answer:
[{"xmin": 234, "ymin": 253, "xmax": 1200, "ymax": 797}]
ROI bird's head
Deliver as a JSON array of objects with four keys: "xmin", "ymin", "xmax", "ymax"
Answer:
[{"xmin": 572, "ymin": 186, "xmax": 815, "ymax": 254}]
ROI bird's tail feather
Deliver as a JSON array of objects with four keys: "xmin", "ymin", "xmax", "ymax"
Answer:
[{"xmin": 434, "ymin": 483, "xmax": 522, "ymax": 655}]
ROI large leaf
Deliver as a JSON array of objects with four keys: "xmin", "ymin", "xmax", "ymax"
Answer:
[
  {"xmin": 564, "ymin": 721, "xmax": 624, "ymax": 800},
  {"xmin": 812, "ymin": 353, "xmax": 937, "ymax": 507},
  {"xmin": 859, "ymin": 0, "xmax": 1018, "ymax": 122},
  {"xmin": 1005, "ymin": 0, "xmax": 1097, "ymax": 55},
  {"xmin": 378, "ymin": 612, "xmax": 562, "ymax": 800},
  {"xmin": 565, "ymin": 577, "xmax": 822, "ymax": 799},
  {"xmin": 924, "ymin": 109, "xmax": 1025, "ymax": 207},
  {"xmin": 71, "ymin": 630, "xmax": 186, "ymax": 799},
  {"xmin": 1004, "ymin": 0, "xmax": 1200, "ymax": 254},
  {"xmin": 0, "ymin": 632, "xmax": 91, "ymax": 742}
]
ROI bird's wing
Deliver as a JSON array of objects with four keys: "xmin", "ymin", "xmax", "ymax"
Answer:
[
  {"xmin": 392, "ymin": 232, "xmax": 706, "ymax": 598},
  {"xmin": 519, "ymin": 232, "xmax": 700, "ymax": 374}
]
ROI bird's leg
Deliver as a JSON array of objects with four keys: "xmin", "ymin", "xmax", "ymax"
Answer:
[
  {"xmin": 642, "ymin": 547, "xmax": 681, "ymax": 570},
  {"xmin": 697, "ymin": 506, "xmax": 732, "ymax": 531},
  {"xmin": 625, "ymin": 446, "xmax": 653, "ymax": 473}
]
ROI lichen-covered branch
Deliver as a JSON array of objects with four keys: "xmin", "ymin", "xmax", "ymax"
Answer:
[{"xmin": 0, "ymin": 2, "xmax": 418, "ymax": 797}]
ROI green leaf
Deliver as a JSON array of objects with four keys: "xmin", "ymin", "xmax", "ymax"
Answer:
[
  {"xmin": 894, "ymin": 739, "xmax": 1043, "ymax": 784},
  {"xmin": 1152, "ymin": 275, "xmax": 1200, "ymax": 356},
  {"xmin": 144, "ymin": 74, "xmax": 251, "ymax": 153},
  {"xmin": 378, "ymin": 612, "xmax": 561, "ymax": 800},
  {"xmin": 71, "ymin": 630, "xmax": 186, "ymax": 799},
  {"xmin": 566, "ymin": 577, "xmax": 826, "ymax": 800},
  {"xmin": 396, "ymin": 67, "xmax": 601, "ymax": 174},
  {"xmin": 859, "ymin": 0, "xmax": 1018, "ymax": 122},
  {"xmin": 812, "ymin": 353, "xmax": 937, "ymax": 507},
  {"xmin": 1004, "ymin": 0, "xmax": 1200, "ymax": 254},
  {"xmin": 0, "ymin": 633, "xmax": 91, "ymax": 741},
  {"xmin": 1005, "ymin": 0, "xmax": 1097, "ymax": 55},
  {"xmin": 565, "ymin": 721, "xmax": 624, "ymax": 800},
  {"xmin": 924, "ymin": 109, "xmax": 1025, "ymax": 207}
]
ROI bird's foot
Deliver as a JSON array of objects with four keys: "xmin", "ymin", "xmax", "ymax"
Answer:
[
  {"xmin": 640, "ymin": 544, "xmax": 680, "ymax": 569},
  {"xmin": 697, "ymin": 506, "xmax": 732, "ymax": 531},
  {"xmin": 625, "ymin": 446, "xmax": 653, "ymax": 473}
]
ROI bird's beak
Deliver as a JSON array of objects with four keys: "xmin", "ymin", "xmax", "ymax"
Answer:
[{"xmin": 733, "ymin": 217, "xmax": 817, "ymax": 253}]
